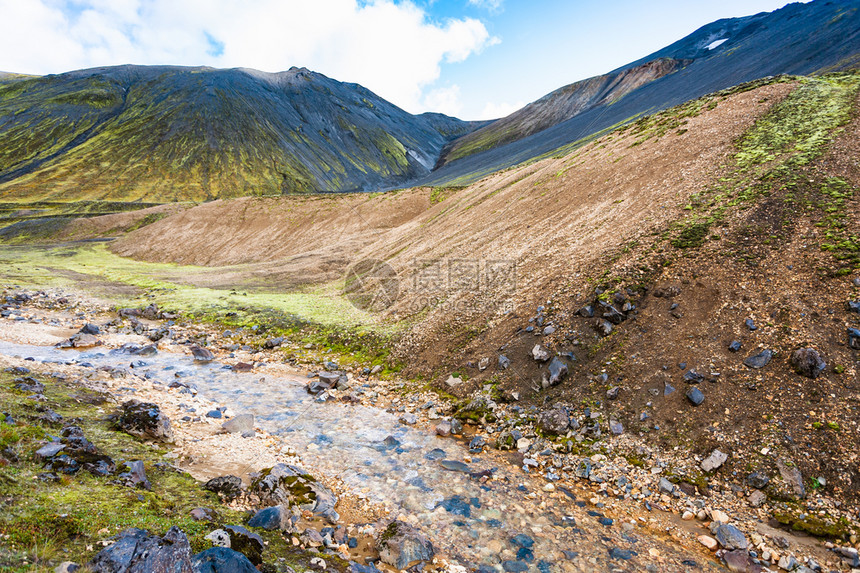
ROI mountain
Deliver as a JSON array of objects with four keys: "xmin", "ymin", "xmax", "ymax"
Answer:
[
  {"xmin": 427, "ymin": 0, "xmax": 860, "ymax": 184},
  {"xmin": 0, "ymin": 65, "xmax": 484, "ymax": 202}
]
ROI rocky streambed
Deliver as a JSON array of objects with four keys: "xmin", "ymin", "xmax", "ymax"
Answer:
[{"xmin": 2, "ymin": 289, "xmax": 860, "ymax": 573}]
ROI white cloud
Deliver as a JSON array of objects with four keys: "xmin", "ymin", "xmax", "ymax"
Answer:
[
  {"xmin": 422, "ymin": 84, "xmax": 462, "ymax": 117},
  {"xmin": 467, "ymin": 0, "xmax": 504, "ymax": 11},
  {"xmin": 0, "ymin": 0, "xmax": 497, "ymax": 113},
  {"xmin": 479, "ymin": 100, "xmax": 525, "ymax": 120}
]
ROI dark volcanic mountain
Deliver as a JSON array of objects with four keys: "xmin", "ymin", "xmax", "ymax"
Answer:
[
  {"xmin": 427, "ymin": 0, "xmax": 860, "ymax": 185},
  {"xmin": 0, "ymin": 65, "xmax": 483, "ymax": 201}
]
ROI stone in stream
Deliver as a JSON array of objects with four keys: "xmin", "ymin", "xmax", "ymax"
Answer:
[
  {"xmin": 436, "ymin": 496, "xmax": 473, "ymax": 517},
  {"xmin": 544, "ymin": 356, "xmax": 568, "ymax": 387},
  {"xmin": 790, "ymin": 348, "xmax": 826, "ymax": 379},
  {"xmin": 376, "ymin": 520, "xmax": 434, "ymax": 570},
  {"xmin": 221, "ymin": 414, "xmax": 254, "ymax": 434},
  {"xmin": 701, "ymin": 449, "xmax": 728, "ymax": 472},
  {"xmin": 439, "ymin": 460, "xmax": 470, "ymax": 473},
  {"xmin": 743, "ymin": 349, "xmax": 773, "ymax": 369},
  {"xmin": 117, "ymin": 399, "xmax": 174, "ymax": 443},
  {"xmin": 223, "ymin": 525, "xmax": 264, "ymax": 565},
  {"xmin": 424, "ymin": 448, "xmax": 446, "ymax": 461},
  {"xmin": 88, "ymin": 526, "xmax": 193, "ymax": 572},
  {"xmin": 191, "ymin": 547, "xmax": 258, "ymax": 573},
  {"xmin": 250, "ymin": 463, "xmax": 339, "ymax": 523},
  {"xmin": 686, "ymin": 387, "xmax": 704, "ymax": 406},
  {"xmin": 190, "ymin": 346, "xmax": 215, "ymax": 361}
]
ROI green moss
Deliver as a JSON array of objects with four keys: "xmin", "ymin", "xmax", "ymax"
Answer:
[
  {"xmin": 671, "ymin": 221, "xmax": 711, "ymax": 249},
  {"xmin": 773, "ymin": 510, "xmax": 856, "ymax": 538}
]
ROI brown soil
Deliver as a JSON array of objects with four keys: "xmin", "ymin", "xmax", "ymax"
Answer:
[{"xmin": 93, "ymin": 81, "xmax": 860, "ymax": 503}]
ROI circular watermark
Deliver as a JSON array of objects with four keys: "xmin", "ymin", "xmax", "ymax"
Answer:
[{"xmin": 342, "ymin": 258, "xmax": 399, "ymax": 312}]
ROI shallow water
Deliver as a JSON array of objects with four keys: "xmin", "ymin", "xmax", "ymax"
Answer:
[{"xmin": 0, "ymin": 340, "xmax": 713, "ymax": 572}]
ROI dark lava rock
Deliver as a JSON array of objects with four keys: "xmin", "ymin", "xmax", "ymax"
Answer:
[
  {"xmin": 790, "ymin": 347, "xmax": 826, "ymax": 379},
  {"xmin": 248, "ymin": 505, "xmax": 288, "ymax": 531},
  {"xmin": 250, "ymin": 463, "xmax": 339, "ymax": 522},
  {"xmin": 348, "ymin": 562, "xmax": 382, "ymax": 573},
  {"xmin": 722, "ymin": 550, "xmax": 763, "ymax": 573},
  {"xmin": 849, "ymin": 328, "xmax": 860, "ymax": 350},
  {"xmin": 578, "ymin": 305, "xmax": 595, "ymax": 318},
  {"xmin": 306, "ymin": 379, "xmax": 331, "ymax": 395},
  {"xmin": 745, "ymin": 318, "xmax": 757, "ymax": 331},
  {"xmin": 743, "ymin": 349, "xmax": 773, "ymax": 369},
  {"xmin": 190, "ymin": 346, "xmax": 215, "ymax": 361},
  {"xmin": 606, "ymin": 386, "xmax": 619, "ymax": 400},
  {"xmin": 206, "ymin": 410, "xmax": 222, "ymax": 419},
  {"xmin": 80, "ymin": 323, "xmax": 101, "ymax": 335},
  {"xmin": 191, "ymin": 547, "xmax": 258, "ymax": 573},
  {"xmin": 511, "ymin": 534, "xmax": 534, "ymax": 548},
  {"xmin": 119, "ymin": 460, "xmax": 151, "ymax": 490},
  {"xmin": 537, "ymin": 408, "xmax": 569, "ymax": 435},
  {"xmin": 608, "ymin": 547, "xmax": 636, "ymax": 560},
  {"xmin": 601, "ymin": 304, "xmax": 625, "ymax": 325},
  {"xmin": 264, "ymin": 336, "xmax": 284, "ymax": 349},
  {"xmin": 469, "ymin": 436, "xmax": 487, "ymax": 452},
  {"xmin": 223, "ymin": 525, "xmax": 264, "ymax": 565},
  {"xmin": 377, "ymin": 520, "xmax": 434, "ymax": 570},
  {"xmin": 88, "ymin": 526, "xmax": 193, "ymax": 573},
  {"xmin": 746, "ymin": 472, "xmax": 770, "ymax": 489},
  {"xmin": 545, "ymin": 357, "xmax": 568, "ymax": 387},
  {"xmin": 728, "ymin": 340, "xmax": 742, "ymax": 353},
  {"xmin": 436, "ymin": 495, "xmax": 473, "ymax": 517},
  {"xmin": 686, "ymin": 387, "xmax": 705, "ymax": 406},
  {"xmin": 204, "ymin": 475, "xmax": 243, "ymax": 499},
  {"xmin": 498, "ymin": 355, "xmax": 511, "ymax": 369},
  {"xmin": 776, "ymin": 458, "xmax": 806, "ymax": 499},
  {"xmin": 683, "ymin": 369, "xmax": 704, "ymax": 384},
  {"xmin": 14, "ymin": 377, "xmax": 44, "ymax": 394},
  {"xmin": 713, "ymin": 523, "xmax": 748, "ymax": 550},
  {"xmin": 847, "ymin": 300, "xmax": 860, "ymax": 314},
  {"xmin": 118, "ymin": 400, "xmax": 174, "ymax": 442}
]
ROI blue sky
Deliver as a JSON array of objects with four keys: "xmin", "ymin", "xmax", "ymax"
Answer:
[{"xmin": 0, "ymin": 0, "xmax": 808, "ymax": 119}]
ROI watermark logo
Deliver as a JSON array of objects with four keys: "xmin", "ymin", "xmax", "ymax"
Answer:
[{"xmin": 342, "ymin": 258, "xmax": 400, "ymax": 312}]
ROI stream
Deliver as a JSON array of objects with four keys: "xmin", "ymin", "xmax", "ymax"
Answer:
[{"xmin": 0, "ymin": 339, "xmax": 715, "ymax": 572}]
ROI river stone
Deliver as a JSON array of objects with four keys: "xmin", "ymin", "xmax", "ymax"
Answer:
[
  {"xmin": 204, "ymin": 475, "xmax": 243, "ymax": 500},
  {"xmin": 701, "ymin": 449, "xmax": 728, "ymax": 472},
  {"xmin": 69, "ymin": 333, "xmax": 101, "ymax": 348},
  {"xmin": 712, "ymin": 523, "xmax": 748, "ymax": 550},
  {"xmin": 377, "ymin": 520, "xmax": 434, "ymax": 570},
  {"xmin": 440, "ymin": 460, "xmax": 470, "ymax": 473},
  {"xmin": 117, "ymin": 400, "xmax": 174, "ymax": 443},
  {"xmin": 658, "ymin": 477, "xmax": 675, "ymax": 494},
  {"xmin": 746, "ymin": 471, "xmax": 770, "ymax": 489},
  {"xmin": 192, "ymin": 547, "xmax": 258, "ymax": 573},
  {"xmin": 743, "ymin": 349, "xmax": 773, "ymax": 369},
  {"xmin": 722, "ymin": 550, "xmax": 763, "ymax": 573},
  {"xmin": 435, "ymin": 419, "xmax": 453, "ymax": 436},
  {"xmin": 790, "ymin": 348, "xmax": 826, "ymax": 379},
  {"xmin": 222, "ymin": 414, "xmax": 254, "ymax": 434},
  {"xmin": 776, "ymin": 459, "xmax": 806, "ymax": 499},
  {"xmin": 190, "ymin": 346, "xmax": 215, "ymax": 361},
  {"xmin": 537, "ymin": 408, "xmax": 569, "ymax": 435},
  {"xmin": 223, "ymin": 525, "xmax": 264, "ymax": 565},
  {"xmin": 88, "ymin": 526, "xmax": 193, "ymax": 573}
]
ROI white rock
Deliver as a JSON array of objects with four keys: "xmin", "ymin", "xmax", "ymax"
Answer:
[
  {"xmin": 701, "ymin": 449, "xmax": 728, "ymax": 472},
  {"xmin": 205, "ymin": 529, "xmax": 230, "ymax": 548},
  {"xmin": 698, "ymin": 535, "xmax": 718, "ymax": 550},
  {"xmin": 710, "ymin": 509, "xmax": 730, "ymax": 524},
  {"xmin": 681, "ymin": 511, "xmax": 695, "ymax": 521}
]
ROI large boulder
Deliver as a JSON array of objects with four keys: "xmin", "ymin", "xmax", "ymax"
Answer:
[
  {"xmin": 223, "ymin": 526, "xmax": 264, "ymax": 566},
  {"xmin": 192, "ymin": 547, "xmax": 258, "ymax": 573},
  {"xmin": 117, "ymin": 400, "xmax": 174, "ymax": 443},
  {"xmin": 88, "ymin": 526, "xmax": 193, "ymax": 573},
  {"xmin": 250, "ymin": 464, "xmax": 339, "ymax": 523},
  {"xmin": 204, "ymin": 475, "xmax": 243, "ymax": 500},
  {"xmin": 377, "ymin": 520, "xmax": 434, "ymax": 570},
  {"xmin": 790, "ymin": 348, "xmax": 826, "ymax": 379},
  {"xmin": 221, "ymin": 414, "xmax": 254, "ymax": 434}
]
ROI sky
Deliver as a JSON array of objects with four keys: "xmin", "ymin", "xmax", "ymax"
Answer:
[{"xmin": 0, "ymin": 0, "xmax": 809, "ymax": 119}]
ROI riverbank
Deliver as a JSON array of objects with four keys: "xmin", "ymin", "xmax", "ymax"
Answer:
[{"xmin": 1, "ymin": 287, "xmax": 860, "ymax": 572}]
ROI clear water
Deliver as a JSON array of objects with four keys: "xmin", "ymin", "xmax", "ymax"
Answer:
[{"xmin": 0, "ymin": 340, "xmax": 711, "ymax": 572}]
